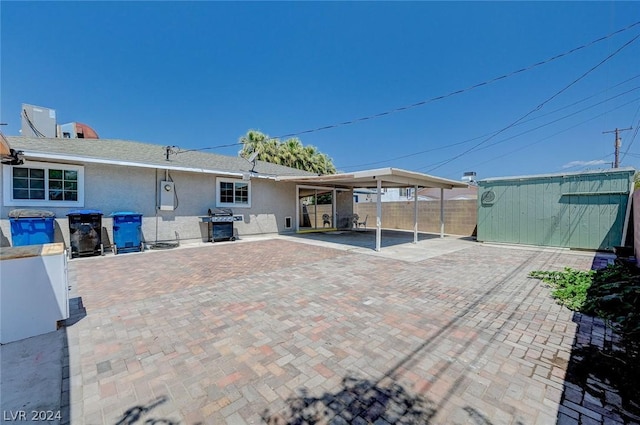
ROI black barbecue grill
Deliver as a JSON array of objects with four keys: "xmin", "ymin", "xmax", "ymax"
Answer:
[{"xmin": 206, "ymin": 208, "xmax": 236, "ymax": 242}]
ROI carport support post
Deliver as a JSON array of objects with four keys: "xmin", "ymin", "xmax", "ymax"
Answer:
[
  {"xmin": 376, "ymin": 178, "xmax": 382, "ymax": 252},
  {"xmin": 413, "ymin": 185, "xmax": 418, "ymax": 244},
  {"xmin": 440, "ymin": 188, "xmax": 445, "ymax": 238}
]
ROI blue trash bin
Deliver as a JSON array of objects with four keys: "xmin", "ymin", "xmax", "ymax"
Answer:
[
  {"xmin": 111, "ymin": 212, "xmax": 143, "ymax": 254},
  {"xmin": 8, "ymin": 209, "xmax": 56, "ymax": 247}
]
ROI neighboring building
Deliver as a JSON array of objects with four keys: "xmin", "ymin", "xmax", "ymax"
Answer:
[
  {"xmin": 357, "ymin": 171, "xmax": 476, "ymax": 203},
  {"xmin": 0, "ymin": 136, "xmax": 315, "ymax": 248},
  {"xmin": 356, "ymin": 187, "xmax": 419, "ymax": 203},
  {"xmin": 59, "ymin": 122, "xmax": 100, "ymax": 139},
  {"xmin": 477, "ymin": 167, "xmax": 636, "ymax": 251}
]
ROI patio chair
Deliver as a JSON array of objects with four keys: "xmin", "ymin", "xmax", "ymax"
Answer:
[
  {"xmin": 322, "ymin": 213, "xmax": 331, "ymax": 227},
  {"xmin": 357, "ymin": 215, "xmax": 368, "ymax": 229},
  {"xmin": 352, "ymin": 214, "xmax": 359, "ymax": 228}
]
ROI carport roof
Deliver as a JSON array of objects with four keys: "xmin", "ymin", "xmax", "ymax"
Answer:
[{"xmin": 277, "ymin": 167, "xmax": 468, "ymax": 189}]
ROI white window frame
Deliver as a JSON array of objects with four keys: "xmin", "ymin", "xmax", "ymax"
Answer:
[
  {"xmin": 3, "ymin": 161, "xmax": 85, "ymax": 207},
  {"xmin": 216, "ymin": 177, "xmax": 251, "ymax": 208}
]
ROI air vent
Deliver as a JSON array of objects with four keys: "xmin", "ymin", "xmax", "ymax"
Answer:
[{"xmin": 481, "ymin": 190, "xmax": 496, "ymax": 205}]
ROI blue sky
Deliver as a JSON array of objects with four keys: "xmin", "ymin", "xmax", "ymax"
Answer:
[{"xmin": 2, "ymin": 2, "xmax": 639, "ymax": 181}]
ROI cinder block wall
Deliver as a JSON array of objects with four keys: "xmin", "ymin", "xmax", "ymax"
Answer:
[{"xmin": 354, "ymin": 200, "xmax": 477, "ymax": 236}]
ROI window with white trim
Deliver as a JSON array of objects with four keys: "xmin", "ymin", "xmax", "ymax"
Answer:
[
  {"xmin": 3, "ymin": 162, "xmax": 84, "ymax": 207},
  {"xmin": 216, "ymin": 177, "xmax": 251, "ymax": 208}
]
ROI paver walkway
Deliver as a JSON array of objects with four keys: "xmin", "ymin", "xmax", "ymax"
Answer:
[{"xmin": 64, "ymin": 238, "xmax": 597, "ymax": 424}]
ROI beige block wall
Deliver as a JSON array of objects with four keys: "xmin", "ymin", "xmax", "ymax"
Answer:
[
  {"xmin": 354, "ymin": 199, "xmax": 477, "ymax": 236},
  {"xmin": 302, "ymin": 204, "xmax": 334, "ymax": 228}
]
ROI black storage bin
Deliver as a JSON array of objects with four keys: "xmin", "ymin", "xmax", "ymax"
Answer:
[{"xmin": 67, "ymin": 209, "xmax": 104, "ymax": 258}]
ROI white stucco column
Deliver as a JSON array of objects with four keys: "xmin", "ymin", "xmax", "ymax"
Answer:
[
  {"xmin": 376, "ymin": 179, "xmax": 382, "ymax": 252},
  {"xmin": 295, "ymin": 185, "xmax": 300, "ymax": 232},
  {"xmin": 440, "ymin": 187, "xmax": 445, "ymax": 238},
  {"xmin": 332, "ymin": 188, "xmax": 337, "ymax": 229},
  {"xmin": 413, "ymin": 185, "xmax": 418, "ymax": 244}
]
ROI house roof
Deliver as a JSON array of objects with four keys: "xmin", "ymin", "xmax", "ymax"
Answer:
[
  {"xmin": 478, "ymin": 167, "xmax": 636, "ymax": 183},
  {"xmin": 277, "ymin": 167, "xmax": 468, "ymax": 189},
  {"xmin": 6, "ymin": 136, "xmax": 315, "ymax": 178}
]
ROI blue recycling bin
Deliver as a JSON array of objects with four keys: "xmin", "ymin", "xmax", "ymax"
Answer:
[
  {"xmin": 111, "ymin": 212, "xmax": 143, "ymax": 254},
  {"xmin": 8, "ymin": 209, "xmax": 56, "ymax": 247}
]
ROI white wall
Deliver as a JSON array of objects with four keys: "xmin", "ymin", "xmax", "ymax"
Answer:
[
  {"xmin": 1, "ymin": 162, "xmax": 300, "ymax": 247},
  {"xmin": 356, "ymin": 188, "xmax": 414, "ymax": 203},
  {"xmin": 0, "ymin": 243, "xmax": 68, "ymax": 343}
]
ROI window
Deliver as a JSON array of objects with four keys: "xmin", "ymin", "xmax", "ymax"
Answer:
[
  {"xmin": 216, "ymin": 177, "xmax": 251, "ymax": 208},
  {"xmin": 47, "ymin": 169, "xmax": 78, "ymax": 201},
  {"xmin": 3, "ymin": 161, "xmax": 84, "ymax": 207},
  {"xmin": 399, "ymin": 188, "xmax": 413, "ymax": 198},
  {"xmin": 12, "ymin": 168, "xmax": 45, "ymax": 200}
]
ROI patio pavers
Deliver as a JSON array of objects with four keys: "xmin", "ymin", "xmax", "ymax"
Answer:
[{"xmin": 64, "ymin": 238, "xmax": 597, "ymax": 424}]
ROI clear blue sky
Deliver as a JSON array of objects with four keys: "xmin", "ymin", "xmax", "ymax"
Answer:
[{"xmin": 2, "ymin": 2, "xmax": 639, "ymax": 180}]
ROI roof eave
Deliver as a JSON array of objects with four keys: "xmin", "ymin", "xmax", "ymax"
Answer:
[
  {"xmin": 19, "ymin": 151, "xmax": 258, "ymax": 179},
  {"xmin": 277, "ymin": 167, "xmax": 467, "ymax": 189}
]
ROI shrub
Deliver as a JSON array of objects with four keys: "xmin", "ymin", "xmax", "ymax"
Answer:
[
  {"xmin": 529, "ymin": 268, "xmax": 594, "ymax": 311},
  {"xmin": 530, "ymin": 263, "xmax": 640, "ymax": 343}
]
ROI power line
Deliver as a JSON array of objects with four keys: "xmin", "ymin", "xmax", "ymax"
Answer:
[
  {"xmin": 603, "ymin": 126, "xmax": 633, "ymax": 167},
  {"xmin": 339, "ymin": 82, "xmax": 640, "ymax": 170},
  {"xmin": 274, "ymin": 20, "xmax": 640, "ymax": 140},
  {"xmin": 425, "ymin": 31, "xmax": 640, "ymax": 173},
  {"xmin": 464, "ymin": 94, "xmax": 640, "ymax": 156},
  {"xmin": 620, "ymin": 103, "xmax": 640, "ymax": 164},
  {"xmin": 448, "ymin": 100, "xmax": 639, "ymax": 175},
  {"xmin": 176, "ymin": 142, "xmax": 242, "ymax": 154},
  {"xmin": 173, "ymin": 22, "xmax": 640, "ymax": 158},
  {"xmin": 619, "ymin": 122, "xmax": 640, "ymax": 164}
]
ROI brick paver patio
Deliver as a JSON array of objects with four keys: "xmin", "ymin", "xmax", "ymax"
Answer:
[{"xmin": 63, "ymin": 238, "xmax": 598, "ymax": 424}]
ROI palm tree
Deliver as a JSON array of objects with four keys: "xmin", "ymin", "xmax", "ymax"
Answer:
[
  {"xmin": 238, "ymin": 130, "xmax": 268, "ymax": 159},
  {"xmin": 238, "ymin": 130, "xmax": 336, "ymax": 175},
  {"xmin": 281, "ymin": 138, "xmax": 303, "ymax": 169},
  {"xmin": 263, "ymin": 139, "xmax": 281, "ymax": 165}
]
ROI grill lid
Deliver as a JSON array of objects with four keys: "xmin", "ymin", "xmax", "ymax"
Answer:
[{"xmin": 208, "ymin": 208, "xmax": 233, "ymax": 217}]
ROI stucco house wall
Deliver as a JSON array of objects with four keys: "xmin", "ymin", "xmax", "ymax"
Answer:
[{"xmin": 1, "ymin": 153, "xmax": 302, "ymax": 248}]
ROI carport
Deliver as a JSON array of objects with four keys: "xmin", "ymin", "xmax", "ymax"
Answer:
[{"xmin": 277, "ymin": 167, "xmax": 468, "ymax": 251}]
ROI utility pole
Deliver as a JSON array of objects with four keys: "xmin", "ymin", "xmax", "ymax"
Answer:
[{"xmin": 603, "ymin": 127, "xmax": 632, "ymax": 168}]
